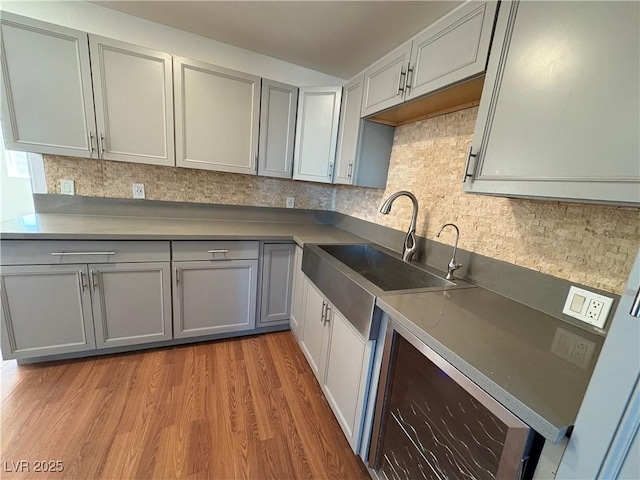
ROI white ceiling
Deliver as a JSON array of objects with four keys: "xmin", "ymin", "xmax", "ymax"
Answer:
[{"xmin": 91, "ymin": 1, "xmax": 462, "ymax": 79}]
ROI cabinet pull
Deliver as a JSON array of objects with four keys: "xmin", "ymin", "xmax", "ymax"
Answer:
[
  {"xmin": 406, "ymin": 65, "xmax": 414, "ymax": 92},
  {"xmin": 631, "ymin": 287, "xmax": 640, "ymax": 317},
  {"xmin": 78, "ymin": 271, "xmax": 86, "ymax": 291},
  {"xmin": 320, "ymin": 301, "xmax": 326, "ymax": 323},
  {"xmin": 51, "ymin": 251, "xmax": 116, "ymax": 256},
  {"xmin": 98, "ymin": 133, "xmax": 105, "ymax": 157},
  {"xmin": 347, "ymin": 163, "xmax": 353, "ymax": 179},
  {"xmin": 463, "ymin": 146, "xmax": 477, "ymax": 183},
  {"xmin": 397, "ymin": 68, "xmax": 407, "ymax": 94},
  {"xmin": 89, "ymin": 132, "xmax": 95, "ymax": 154},
  {"xmin": 175, "ymin": 267, "xmax": 180, "ymax": 284},
  {"xmin": 324, "ymin": 304, "xmax": 331, "ymax": 324},
  {"xmin": 207, "ymin": 249, "xmax": 229, "ymax": 254},
  {"xmin": 328, "ymin": 162, "xmax": 334, "ymax": 180},
  {"xmin": 90, "ymin": 270, "xmax": 98, "ymax": 291}
]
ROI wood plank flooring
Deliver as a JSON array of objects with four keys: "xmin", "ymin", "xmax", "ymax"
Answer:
[{"xmin": 0, "ymin": 332, "xmax": 370, "ymax": 479}]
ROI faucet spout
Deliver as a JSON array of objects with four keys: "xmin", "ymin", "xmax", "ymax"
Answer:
[
  {"xmin": 379, "ymin": 191, "xmax": 419, "ymax": 262},
  {"xmin": 436, "ymin": 223, "xmax": 462, "ymax": 280}
]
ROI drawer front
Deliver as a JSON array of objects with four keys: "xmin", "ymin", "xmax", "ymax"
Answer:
[
  {"xmin": 1, "ymin": 241, "xmax": 170, "ymax": 265},
  {"xmin": 172, "ymin": 241, "xmax": 259, "ymax": 261}
]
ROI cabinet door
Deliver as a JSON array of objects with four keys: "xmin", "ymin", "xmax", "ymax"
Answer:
[
  {"xmin": 89, "ymin": 262, "xmax": 172, "ymax": 349},
  {"xmin": 292, "ymin": 86, "xmax": 342, "ymax": 184},
  {"xmin": 299, "ymin": 280, "xmax": 330, "ymax": 383},
  {"xmin": 466, "ymin": 1, "xmax": 640, "ymax": 205},
  {"xmin": 0, "ymin": 13, "xmax": 97, "ymax": 158},
  {"xmin": 258, "ymin": 80, "xmax": 298, "ymax": 178},
  {"xmin": 89, "ymin": 36, "xmax": 174, "ymax": 166},
  {"xmin": 406, "ymin": 1, "xmax": 497, "ymax": 100},
  {"xmin": 0, "ymin": 265, "xmax": 95, "ymax": 360},
  {"xmin": 173, "ymin": 260, "xmax": 258, "ymax": 338},
  {"xmin": 259, "ymin": 244, "xmax": 295, "ymax": 326},
  {"xmin": 361, "ymin": 41, "xmax": 412, "ymax": 117},
  {"xmin": 335, "ymin": 75, "xmax": 364, "ymax": 185},
  {"xmin": 289, "ymin": 246, "xmax": 306, "ymax": 339},
  {"xmin": 174, "ymin": 57, "xmax": 260, "ymax": 175},
  {"xmin": 322, "ymin": 307, "xmax": 374, "ymax": 453}
]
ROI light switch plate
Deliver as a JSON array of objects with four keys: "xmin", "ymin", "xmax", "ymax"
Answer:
[
  {"xmin": 60, "ymin": 179, "xmax": 74, "ymax": 195},
  {"xmin": 563, "ymin": 285, "xmax": 614, "ymax": 329}
]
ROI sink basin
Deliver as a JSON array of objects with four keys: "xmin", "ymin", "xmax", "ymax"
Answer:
[{"xmin": 318, "ymin": 244, "xmax": 454, "ymax": 291}]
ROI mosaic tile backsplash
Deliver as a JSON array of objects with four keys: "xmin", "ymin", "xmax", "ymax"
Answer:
[{"xmin": 43, "ymin": 107, "xmax": 639, "ymax": 294}]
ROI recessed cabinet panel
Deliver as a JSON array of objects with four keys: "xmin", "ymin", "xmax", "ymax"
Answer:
[
  {"xmin": 0, "ymin": 265, "xmax": 95, "ymax": 359},
  {"xmin": 467, "ymin": 1, "xmax": 640, "ymax": 204},
  {"xmin": 299, "ymin": 281, "xmax": 330, "ymax": 382},
  {"xmin": 292, "ymin": 87, "xmax": 342, "ymax": 184},
  {"xmin": 406, "ymin": 1, "xmax": 497, "ymax": 100},
  {"xmin": 173, "ymin": 260, "xmax": 258, "ymax": 338},
  {"xmin": 258, "ymin": 80, "xmax": 298, "ymax": 178},
  {"xmin": 175, "ymin": 57, "xmax": 260, "ymax": 175},
  {"xmin": 90, "ymin": 262, "xmax": 172, "ymax": 348},
  {"xmin": 0, "ymin": 13, "xmax": 96, "ymax": 157},
  {"xmin": 361, "ymin": 42, "xmax": 412, "ymax": 117},
  {"xmin": 259, "ymin": 244, "xmax": 295, "ymax": 325},
  {"xmin": 89, "ymin": 36, "xmax": 174, "ymax": 166}
]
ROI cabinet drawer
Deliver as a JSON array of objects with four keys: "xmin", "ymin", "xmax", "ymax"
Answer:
[
  {"xmin": 172, "ymin": 241, "xmax": 259, "ymax": 261},
  {"xmin": 0, "ymin": 241, "xmax": 170, "ymax": 265}
]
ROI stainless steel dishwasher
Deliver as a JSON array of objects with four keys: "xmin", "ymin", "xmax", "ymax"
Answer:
[{"xmin": 368, "ymin": 319, "xmax": 543, "ymax": 480}]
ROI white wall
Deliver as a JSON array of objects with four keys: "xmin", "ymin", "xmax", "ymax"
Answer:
[{"xmin": 0, "ymin": 1, "xmax": 345, "ymax": 86}]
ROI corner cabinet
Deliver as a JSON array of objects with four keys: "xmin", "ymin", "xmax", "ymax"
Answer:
[
  {"xmin": 292, "ymin": 86, "xmax": 342, "ymax": 184},
  {"xmin": 0, "ymin": 13, "xmax": 97, "ymax": 158},
  {"xmin": 258, "ymin": 243, "xmax": 295, "ymax": 327},
  {"xmin": 298, "ymin": 276, "xmax": 375, "ymax": 453},
  {"xmin": 174, "ymin": 57, "xmax": 260, "ymax": 175},
  {"xmin": 88, "ymin": 36, "xmax": 174, "ymax": 166},
  {"xmin": 334, "ymin": 75, "xmax": 395, "ymax": 188},
  {"xmin": 258, "ymin": 80, "xmax": 298, "ymax": 179},
  {"xmin": 360, "ymin": 1, "xmax": 497, "ymax": 117},
  {"xmin": 465, "ymin": 0, "xmax": 640, "ymax": 205}
]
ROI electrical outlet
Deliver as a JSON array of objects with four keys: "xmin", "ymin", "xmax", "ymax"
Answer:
[
  {"xmin": 60, "ymin": 179, "xmax": 75, "ymax": 195},
  {"xmin": 286, "ymin": 197, "xmax": 295, "ymax": 208},
  {"xmin": 562, "ymin": 286, "xmax": 614, "ymax": 329},
  {"xmin": 132, "ymin": 183, "xmax": 145, "ymax": 199}
]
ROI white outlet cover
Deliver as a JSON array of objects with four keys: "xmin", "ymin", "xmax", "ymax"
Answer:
[
  {"xmin": 60, "ymin": 179, "xmax": 74, "ymax": 195},
  {"xmin": 286, "ymin": 197, "xmax": 295, "ymax": 208},
  {"xmin": 132, "ymin": 183, "xmax": 145, "ymax": 199},
  {"xmin": 563, "ymin": 286, "xmax": 614, "ymax": 329}
]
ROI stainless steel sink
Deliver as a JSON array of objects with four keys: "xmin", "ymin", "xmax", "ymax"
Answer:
[
  {"xmin": 318, "ymin": 244, "xmax": 453, "ymax": 291},
  {"xmin": 302, "ymin": 243, "xmax": 475, "ymax": 340}
]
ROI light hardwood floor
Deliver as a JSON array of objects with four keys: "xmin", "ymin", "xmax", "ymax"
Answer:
[{"xmin": 0, "ymin": 332, "xmax": 370, "ymax": 479}]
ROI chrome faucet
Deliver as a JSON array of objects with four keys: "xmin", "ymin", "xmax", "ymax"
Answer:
[
  {"xmin": 379, "ymin": 191, "xmax": 419, "ymax": 262},
  {"xmin": 436, "ymin": 223, "xmax": 462, "ymax": 280}
]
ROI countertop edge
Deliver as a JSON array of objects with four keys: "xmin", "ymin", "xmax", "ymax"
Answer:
[{"xmin": 376, "ymin": 297, "xmax": 567, "ymax": 444}]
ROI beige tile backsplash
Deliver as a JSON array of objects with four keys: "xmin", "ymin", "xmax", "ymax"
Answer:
[{"xmin": 43, "ymin": 106, "xmax": 639, "ymax": 295}]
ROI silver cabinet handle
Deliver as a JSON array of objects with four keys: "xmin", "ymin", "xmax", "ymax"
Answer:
[
  {"xmin": 631, "ymin": 287, "xmax": 640, "ymax": 317},
  {"xmin": 89, "ymin": 132, "xmax": 95, "ymax": 154},
  {"xmin": 397, "ymin": 68, "xmax": 407, "ymax": 94},
  {"xmin": 324, "ymin": 304, "xmax": 331, "ymax": 324},
  {"xmin": 406, "ymin": 65, "xmax": 414, "ymax": 92},
  {"xmin": 78, "ymin": 271, "xmax": 86, "ymax": 291},
  {"xmin": 463, "ymin": 146, "xmax": 477, "ymax": 183},
  {"xmin": 328, "ymin": 162, "xmax": 334, "ymax": 180},
  {"xmin": 90, "ymin": 270, "xmax": 98, "ymax": 291},
  {"xmin": 175, "ymin": 267, "xmax": 180, "ymax": 284},
  {"xmin": 207, "ymin": 249, "xmax": 229, "ymax": 254},
  {"xmin": 51, "ymin": 251, "xmax": 116, "ymax": 256},
  {"xmin": 347, "ymin": 163, "xmax": 354, "ymax": 179},
  {"xmin": 98, "ymin": 133, "xmax": 105, "ymax": 157},
  {"xmin": 320, "ymin": 301, "xmax": 326, "ymax": 323}
]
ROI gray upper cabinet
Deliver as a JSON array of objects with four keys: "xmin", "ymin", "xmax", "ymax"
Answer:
[
  {"xmin": 406, "ymin": 1, "xmax": 497, "ymax": 100},
  {"xmin": 361, "ymin": 41, "xmax": 413, "ymax": 117},
  {"xmin": 258, "ymin": 80, "xmax": 298, "ymax": 178},
  {"xmin": 0, "ymin": 264, "xmax": 96, "ymax": 360},
  {"xmin": 174, "ymin": 57, "xmax": 260, "ymax": 175},
  {"xmin": 292, "ymin": 86, "xmax": 342, "ymax": 184},
  {"xmin": 173, "ymin": 259, "xmax": 258, "ymax": 338},
  {"xmin": 0, "ymin": 13, "xmax": 97, "ymax": 158},
  {"xmin": 335, "ymin": 74, "xmax": 395, "ymax": 188},
  {"xmin": 466, "ymin": 1, "xmax": 640, "ymax": 205},
  {"xmin": 259, "ymin": 243, "xmax": 295, "ymax": 326},
  {"xmin": 89, "ymin": 36, "xmax": 174, "ymax": 166},
  {"xmin": 90, "ymin": 262, "xmax": 172, "ymax": 349}
]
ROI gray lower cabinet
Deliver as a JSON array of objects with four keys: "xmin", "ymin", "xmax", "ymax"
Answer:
[
  {"xmin": 289, "ymin": 246, "xmax": 306, "ymax": 339},
  {"xmin": 259, "ymin": 243, "xmax": 295, "ymax": 327},
  {"xmin": 465, "ymin": 0, "xmax": 640, "ymax": 205},
  {"xmin": 173, "ymin": 260, "xmax": 258, "ymax": 338},
  {"xmin": 299, "ymin": 280, "xmax": 331, "ymax": 383},
  {"xmin": 90, "ymin": 262, "xmax": 172, "ymax": 348},
  {"xmin": 0, "ymin": 264, "xmax": 96, "ymax": 360}
]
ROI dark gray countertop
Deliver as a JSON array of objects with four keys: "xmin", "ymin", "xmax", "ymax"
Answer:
[{"xmin": 376, "ymin": 288, "xmax": 604, "ymax": 443}]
